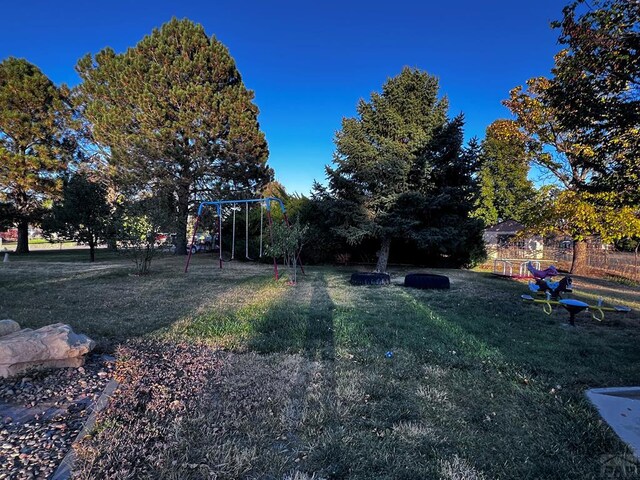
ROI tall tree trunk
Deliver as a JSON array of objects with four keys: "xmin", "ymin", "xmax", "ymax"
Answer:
[
  {"xmin": 570, "ymin": 239, "xmax": 588, "ymax": 275},
  {"xmin": 16, "ymin": 220, "xmax": 29, "ymax": 254},
  {"xmin": 89, "ymin": 239, "xmax": 96, "ymax": 262},
  {"xmin": 175, "ymin": 184, "xmax": 190, "ymax": 256},
  {"xmin": 106, "ymin": 238, "xmax": 117, "ymax": 251},
  {"xmin": 375, "ymin": 237, "xmax": 391, "ymax": 272}
]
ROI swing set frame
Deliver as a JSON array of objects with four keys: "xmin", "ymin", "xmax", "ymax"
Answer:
[{"xmin": 184, "ymin": 196, "xmax": 304, "ymax": 281}]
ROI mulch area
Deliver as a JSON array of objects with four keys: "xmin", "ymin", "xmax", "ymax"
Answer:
[
  {"xmin": 71, "ymin": 341, "xmax": 323, "ymax": 480},
  {"xmin": 72, "ymin": 340, "xmax": 224, "ymax": 479},
  {"xmin": 1, "ymin": 341, "xmax": 323, "ymax": 479},
  {"xmin": 0, "ymin": 355, "xmax": 114, "ymax": 480}
]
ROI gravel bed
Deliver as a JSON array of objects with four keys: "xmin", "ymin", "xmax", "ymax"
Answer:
[{"xmin": 0, "ymin": 355, "xmax": 114, "ymax": 480}]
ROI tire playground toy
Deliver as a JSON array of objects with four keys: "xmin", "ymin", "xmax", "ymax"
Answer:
[
  {"xmin": 350, "ymin": 272, "xmax": 391, "ymax": 286},
  {"xmin": 404, "ymin": 273, "xmax": 450, "ymax": 290}
]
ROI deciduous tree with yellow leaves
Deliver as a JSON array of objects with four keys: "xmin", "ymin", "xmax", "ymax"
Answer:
[{"xmin": 504, "ymin": 0, "xmax": 640, "ymax": 274}]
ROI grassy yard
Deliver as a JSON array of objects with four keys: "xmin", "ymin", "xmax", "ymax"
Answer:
[
  {"xmin": 1, "ymin": 239, "xmax": 79, "ymax": 251},
  {"xmin": 1, "ymin": 253, "xmax": 640, "ymax": 479}
]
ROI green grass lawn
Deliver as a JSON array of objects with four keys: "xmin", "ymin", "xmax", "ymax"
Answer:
[
  {"xmin": 3, "ymin": 246, "xmax": 117, "ymax": 266},
  {"xmin": 2, "ymin": 239, "xmax": 79, "ymax": 250},
  {"xmin": 2, "ymin": 253, "xmax": 640, "ymax": 479}
]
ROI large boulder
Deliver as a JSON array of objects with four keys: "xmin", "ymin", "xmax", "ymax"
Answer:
[
  {"xmin": 0, "ymin": 319, "xmax": 20, "ymax": 337},
  {"xmin": 0, "ymin": 323, "xmax": 95, "ymax": 378}
]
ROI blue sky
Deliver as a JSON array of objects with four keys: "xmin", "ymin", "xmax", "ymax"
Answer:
[{"xmin": 0, "ymin": 1, "xmax": 566, "ymax": 195}]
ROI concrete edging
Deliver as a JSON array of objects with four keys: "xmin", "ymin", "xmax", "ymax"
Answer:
[
  {"xmin": 51, "ymin": 378, "xmax": 119, "ymax": 480},
  {"xmin": 586, "ymin": 386, "xmax": 640, "ymax": 460}
]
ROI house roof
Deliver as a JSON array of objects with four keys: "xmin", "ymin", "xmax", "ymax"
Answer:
[{"xmin": 484, "ymin": 219, "xmax": 524, "ymax": 233}]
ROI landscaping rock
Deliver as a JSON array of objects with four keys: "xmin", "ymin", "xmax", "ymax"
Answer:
[
  {"xmin": 0, "ymin": 354, "xmax": 114, "ymax": 480},
  {"xmin": 0, "ymin": 320, "xmax": 20, "ymax": 337},
  {"xmin": 0, "ymin": 324, "xmax": 95, "ymax": 378}
]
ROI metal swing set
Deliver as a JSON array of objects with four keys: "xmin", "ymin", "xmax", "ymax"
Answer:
[{"xmin": 183, "ymin": 196, "xmax": 304, "ymax": 280}]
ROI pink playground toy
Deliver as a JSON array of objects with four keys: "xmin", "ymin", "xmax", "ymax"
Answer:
[{"xmin": 526, "ymin": 261, "xmax": 558, "ymax": 280}]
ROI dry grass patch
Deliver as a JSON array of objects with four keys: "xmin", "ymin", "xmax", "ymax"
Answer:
[
  {"xmin": 73, "ymin": 341, "xmax": 330, "ymax": 479},
  {"xmin": 0, "ymin": 256, "xmax": 278, "ymax": 348},
  {"xmin": 3, "ymin": 255, "xmax": 640, "ymax": 478}
]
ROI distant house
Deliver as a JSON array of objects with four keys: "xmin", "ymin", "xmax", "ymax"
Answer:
[{"xmin": 483, "ymin": 219, "xmax": 543, "ymax": 259}]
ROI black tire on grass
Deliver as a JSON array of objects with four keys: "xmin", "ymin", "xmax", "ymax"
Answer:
[
  {"xmin": 404, "ymin": 273, "xmax": 450, "ymax": 289},
  {"xmin": 350, "ymin": 272, "xmax": 391, "ymax": 286}
]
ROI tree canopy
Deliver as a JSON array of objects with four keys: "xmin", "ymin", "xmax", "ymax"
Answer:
[
  {"xmin": 504, "ymin": 77, "xmax": 594, "ymax": 192},
  {"xmin": 0, "ymin": 57, "xmax": 75, "ymax": 253},
  {"xmin": 504, "ymin": 0, "xmax": 640, "ymax": 273},
  {"xmin": 75, "ymin": 18, "xmax": 272, "ymax": 254},
  {"xmin": 326, "ymin": 67, "xmax": 484, "ymax": 271},
  {"xmin": 42, "ymin": 173, "xmax": 110, "ymax": 262},
  {"xmin": 549, "ymin": 0, "xmax": 640, "ymax": 204},
  {"xmin": 473, "ymin": 120, "xmax": 535, "ymax": 226}
]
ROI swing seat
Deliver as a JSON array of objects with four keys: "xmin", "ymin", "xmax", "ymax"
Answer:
[{"xmin": 184, "ymin": 197, "xmax": 304, "ymax": 281}]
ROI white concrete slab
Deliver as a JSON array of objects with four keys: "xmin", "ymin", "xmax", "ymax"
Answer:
[{"xmin": 586, "ymin": 387, "xmax": 640, "ymax": 459}]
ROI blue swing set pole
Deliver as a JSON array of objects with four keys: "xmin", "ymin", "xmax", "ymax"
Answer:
[{"xmin": 217, "ymin": 204, "xmax": 223, "ymax": 269}]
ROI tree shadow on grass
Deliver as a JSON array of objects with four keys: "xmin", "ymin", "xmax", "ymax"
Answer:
[
  {"xmin": 301, "ymin": 271, "xmax": 636, "ymax": 479},
  {"xmin": 0, "ymin": 258, "xmax": 275, "ymax": 349},
  {"xmin": 248, "ymin": 271, "xmax": 450, "ymax": 478},
  {"xmin": 395, "ymin": 281, "xmax": 640, "ymax": 479},
  {"xmin": 247, "ymin": 271, "xmax": 336, "ymax": 360}
]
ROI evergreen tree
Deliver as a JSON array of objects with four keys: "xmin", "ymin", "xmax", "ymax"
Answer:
[
  {"xmin": 473, "ymin": 120, "xmax": 535, "ymax": 226},
  {"xmin": 0, "ymin": 58, "xmax": 75, "ymax": 253},
  {"xmin": 327, "ymin": 68, "xmax": 484, "ymax": 271},
  {"xmin": 42, "ymin": 173, "xmax": 110, "ymax": 262},
  {"xmin": 76, "ymin": 18, "xmax": 272, "ymax": 255},
  {"xmin": 474, "ymin": 174, "xmax": 498, "ymax": 227},
  {"xmin": 396, "ymin": 117, "xmax": 485, "ymax": 266}
]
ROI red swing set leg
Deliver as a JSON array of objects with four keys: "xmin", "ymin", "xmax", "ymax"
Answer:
[
  {"xmin": 283, "ymin": 213, "xmax": 305, "ymax": 276},
  {"xmin": 266, "ymin": 209, "xmax": 279, "ymax": 280},
  {"xmin": 184, "ymin": 215, "xmax": 201, "ymax": 273}
]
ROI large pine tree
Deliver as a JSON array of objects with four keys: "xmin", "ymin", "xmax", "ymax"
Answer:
[
  {"xmin": 76, "ymin": 18, "xmax": 272, "ymax": 254},
  {"xmin": 326, "ymin": 67, "xmax": 483, "ymax": 271},
  {"xmin": 0, "ymin": 58, "xmax": 74, "ymax": 253},
  {"xmin": 397, "ymin": 117, "xmax": 485, "ymax": 267}
]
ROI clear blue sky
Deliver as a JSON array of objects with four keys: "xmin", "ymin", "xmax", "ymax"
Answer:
[{"xmin": 0, "ymin": 1, "xmax": 566, "ymax": 195}]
